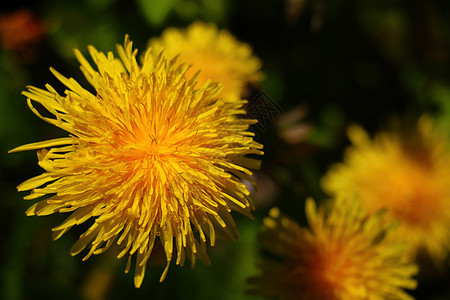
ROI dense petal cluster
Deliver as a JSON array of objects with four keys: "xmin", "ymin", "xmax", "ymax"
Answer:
[
  {"xmin": 249, "ymin": 197, "xmax": 418, "ymax": 300},
  {"xmin": 322, "ymin": 117, "xmax": 450, "ymax": 261},
  {"xmin": 149, "ymin": 21, "xmax": 263, "ymax": 102},
  {"xmin": 10, "ymin": 36, "xmax": 263, "ymax": 287}
]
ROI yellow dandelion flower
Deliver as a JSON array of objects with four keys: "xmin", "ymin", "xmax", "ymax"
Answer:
[
  {"xmin": 9, "ymin": 35, "xmax": 263, "ymax": 288},
  {"xmin": 249, "ymin": 197, "xmax": 418, "ymax": 300},
  {"xmin": 149, "ymin": 21, "xmax": 263, "ymax": 102},
  {"xmin": 322, "ymin": 117, "xmax": 450, "ymax": 261}
]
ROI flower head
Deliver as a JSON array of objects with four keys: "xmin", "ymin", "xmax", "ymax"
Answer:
[
  {"xmin": 322, "ymin": 117, "xmax": 450, "ymax": 261},
  {"xmin": 249, "ymin": 197, "xmax": 418, "ymax": 300},
  {"xmin": 149, "ymin": 21, "xmax": 263, "ymax": 102},
  {"xmin": 0, "ymin": 9, "xmax": 45, "ymax": 51},
  {"xmin": 0, "ymin": 9, "xmax": 45, "ymax": 62},
  {"xmin": 10, "ymin": 35, "xmax": 263, "ymax": 288}
]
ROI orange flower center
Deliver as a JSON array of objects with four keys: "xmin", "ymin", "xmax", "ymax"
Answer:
[{"xmin": 357, "ymin": 154, "xmax": 445, "ymax": 229}]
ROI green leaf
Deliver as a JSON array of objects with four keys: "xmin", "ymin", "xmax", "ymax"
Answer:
[{"xmin": 136, "ymin": 0, "xmax": 180, "ymax": 26}]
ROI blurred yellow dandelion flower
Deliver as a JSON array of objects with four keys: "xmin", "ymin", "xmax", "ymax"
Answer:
[
  {"xmin": 249, "ymin": 197, "xmax": 418, "ymax": 300},
  {"xmin": 10, "ymin": 35, "xmax": 263, "ymax": 288},
  {"xmin": 322, "ymin": 117, "xmax": 450, "ymax": 261},
  {"xmin": 149, "ymin": 21, "xmax": 263, "ymax": 102}
]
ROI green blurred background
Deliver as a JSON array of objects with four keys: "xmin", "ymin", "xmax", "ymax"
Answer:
[{"xmin": 1, "ymin": 0, "xmax": 450, "ymax": 299}]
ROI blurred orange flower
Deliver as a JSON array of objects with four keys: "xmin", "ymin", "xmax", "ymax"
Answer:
[
  {"xmin": 323, "ymin": 117, "xmax": 450, "ymax": 262},
  {"xmin": 0, "ymin": 9, "xmax": 45, "ymax": 60},
  {"xmin": 249, "ymin": 197, "xmax": 418, "ymax": 299}
]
